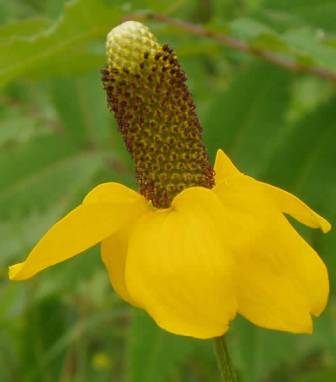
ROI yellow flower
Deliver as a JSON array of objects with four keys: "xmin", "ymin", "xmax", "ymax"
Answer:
[
  {"xmin": 9, "ymin": 149, "xmax": 330, "ymax": 339},
  {"xmin": 8, "ymin": 21, "xmax": 331, "ymax": 339}
]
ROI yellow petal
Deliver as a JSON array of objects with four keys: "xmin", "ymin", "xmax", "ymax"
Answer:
[
  {"xmin": 85, "ymin": 183, "xmax": 149, "ymax": 306},
  {"xmin": 101, "ymin": 231, "xmax": 136, "ymax": 306},
  {"xmin": 214, "ymin": 175, "xmax": 329, "ymax": 333},
  {"xmin": 9, "ymin": 183, "xmax": 147, "ymax": 281},
  {"xmin": 101, "ymin": 221, "xmax": 146, "ymax": 308},
  {"xmin": 214, "ymin": 149, "xmax": 331, "ymax": 233},
  {"xmin": 125, "ymin": 187, "xmax": 237, "ymax": 339},
  {"xmin": 83, "ymin": 182, "xmax": 147, "ymax": 305},
  {"xmin": 260, "ymin": 182, "xmax": 331, "ymax": 233},
  {"xmin": 83, "ymin": 182, "xmax": 141, "ymax": 204},
  {"xmin": 214, "ymin": 149, "xmax": 240, "ymax": 184}
]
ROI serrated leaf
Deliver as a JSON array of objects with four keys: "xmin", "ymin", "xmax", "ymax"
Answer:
[
  {"xmin": 218, "ymin": 17, "xmax": 336, "ymax": 75},
  {"xmin": 283, "ymin": 28, "xmax": 336, "ymax": 71},
  {"xmin": 0, "ymin": 149, "xmax": 104, "ymax": 217},
  {"xmin": 0, "ymin": 106, "xmax": 51, "ymax": 147},
  {"xmin": 230, "ymin": 17, "xmax": 272, "ymax": 40},
  {"xmin": 0, "ymin": 134, "xmax": 79, "ymax": 192},
  {"xmin": 0, "ymin": 0, "xmax": 121, "ymax": 87},
  {"xmin": 0, "ymin": 152, "xmax": 104, "ymax": 265}
]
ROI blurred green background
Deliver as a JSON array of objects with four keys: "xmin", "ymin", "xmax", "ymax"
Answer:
[{"xmin": 0, "ymin": 0, "xmax": 335, "ymax": 381}]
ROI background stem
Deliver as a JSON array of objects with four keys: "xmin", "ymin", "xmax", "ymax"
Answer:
[{"xmin": 214, "ymin": 336, "xmax": 239, "ymax": 382}]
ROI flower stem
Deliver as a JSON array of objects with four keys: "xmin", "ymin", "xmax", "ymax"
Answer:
[{"xmin": 213, "ymin": 336, "xmax": 239, "ymax": 382}]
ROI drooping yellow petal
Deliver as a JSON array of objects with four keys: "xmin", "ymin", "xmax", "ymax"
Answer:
[
  {"xmin": 214, "ymin": 175, "xmax": 329, "ymax": 333},
  {"xmin": 9, "ymin": 183, "xmax": 147, "ymax": 281},
  {"xmin": 101, "ymin": 220, "xmax": 147, "ymax": 308},
  {"xmin": 214, "ymin": 149, "xmax": 331, "ymax": 234},
  {"xmin": 214, "ymin": 149, "xmax": 240, "ymax": 184},
  {"xmin": 101, "ymin": 231, "xmax": 136, "ymax": 306},
  {"xmin": 84, "ymin": 182, "xmax": 149, "ymax": 305},
  {"xmin": 125, "ymin": 187, "xmax": 237, "ymax": 339},
  {"xmin": 260, "ymin": 182, "xmax": 331, "ymax": 233},
  {"xmin": 83, "ymin": 182, "xmax": 141, "ymax": 204}
]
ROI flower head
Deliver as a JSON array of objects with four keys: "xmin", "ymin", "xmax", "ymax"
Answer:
[
  {"xmin": 9, "ymin": 21, "xmax": 331, "ymax": 339},
  {"xmin": 102, "ymin": 21, "xmax": 214, "ymax": 208}
]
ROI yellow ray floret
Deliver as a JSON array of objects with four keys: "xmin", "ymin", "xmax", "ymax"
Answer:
[
  {"xmin": 9, "ymin": 183, "xmax": 148, "ymax": 281},
  {"xmin": 125, "ymin": 187, "xmax": 237, "ymax": 339},
  {"xmin": 9, "ymin": 149, "xmax": 330, "ymax": 339}
]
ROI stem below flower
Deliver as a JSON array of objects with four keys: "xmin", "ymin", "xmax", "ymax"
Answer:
[{"xmin": 213, "ymin": 336, "xmax": 239, "ymax": 382}]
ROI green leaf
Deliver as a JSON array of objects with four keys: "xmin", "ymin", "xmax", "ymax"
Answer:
[
  {"xmin": 0, "ymin": 207, "xmax": 64, "ymax": 266},
  {"xmin": 0, "ymin": 152, "xmax": 104, "ymax": 263},
  {"xmin": 19, "ymin": 295, "xmax": 68, "ymax": 382},
  {"xmin": 230, "ymin": 318, "xmax": 299, "ymax": 382},
  {"xmin": 283, "ymin": 28, "xmax": 336, "ymax": 71},
  {"xmin": 230, "ymin": 17, "xmax": 273, "ymax": 40},
  {"xmin": 296, "ymin": 369, "xmax": 336, "ymax": 382},
  {"xmin": 263, "ymin": 96, "xmax": 336, "ymax": 292},
  {"xmin": 214, "ymin": 17, "xmax": 336, "ymax": 74},
  {"xmin": 126, "ymin": 310, "xmax": 196, "ymax": 382},
  {"xmin": 203, "ymin": 62, "xmax": 292, "ymax": 176},
  {"xmin": 0, "ymin": 134, "xmax": 79, "ymax": 193},
  {"xmin": 0, "ymin": 18, "xmax": 50, "ymax": 42},
  {"xmin": 0, "ymin": 90, "xmax": 57, "ymax": 147},
  {"xmin": 264, "ymin": 96, "xmax": 336, "ymax": 202},
  {"xmin": 27, "ymin": 47, "xmax": 105, "ymax": 79},
  {"xmin": 263, "ymin": 0, "xmax": 336, "ymax": 32},
  {"xmin": 0, "ymin": 0, "xmax": 121, "ymax": 87},
  {"xmin": 230, "ymin": 305, "xmax": 336, "ymax": 382}
]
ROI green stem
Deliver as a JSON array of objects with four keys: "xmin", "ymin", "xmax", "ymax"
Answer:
[{"xmin": 213, "ymin": 336, "xmax": 239, "ymax": 382}]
